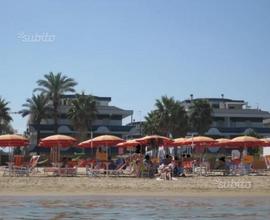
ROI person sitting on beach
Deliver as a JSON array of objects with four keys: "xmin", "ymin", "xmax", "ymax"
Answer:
[
  {"xmin": 108, "ymin": 156, "xmax": 116, "ymax": 170},
  {"xmin": 67, "ymin": 158, "xmax": 74, "ymax": 168},
  {"xmin": 61, "ymin": 157, "xmax": 68, "ymax": 168},
  {"xmin": 142, "ymin": 154, "xmax": 155, "ymax": 177},
  {"xmin": 135, "ymin": 158, "xmax": 143, "ymax": 177},
  {"xmin": 162, "ymin": 154, "xmax": 172, "ymax": 166},
  {"xmin": 158, "ymin": 161, "xmax": 174, "ymax": 180},
  {"xmin": 115, "ymin": 157, "xmax": 125, "ymax": 169},
  {"xmin": 143, "ymin": 155, "xmax": 153, "ymax": 168},
  {"xmin": 215, "ymin": 156, "xmax": 226, "ymax": 170},
  {"xmin": 173, "ymin": 156, "xmax": 185, "ymax": 177}
]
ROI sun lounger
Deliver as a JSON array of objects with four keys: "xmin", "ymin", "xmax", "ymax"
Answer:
[
  {"xmin": 44, "ymin": 166, "xmax": 77, "ymax": 176},
  {"xmin": 264, "ymin": 155, "xmax": 270, "ymax": 169},
  {"xmin": 3, "ymin": 155, "xmax": 40, "ymax": 177}
]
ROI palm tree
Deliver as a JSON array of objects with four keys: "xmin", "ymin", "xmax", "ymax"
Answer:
[
  {"xmin": 34, "ymin": 72, "xmax": 77, "ymax": 133},
  {"xmin": 144, "ymin": 96, "xmax": 188, "ymax": 137},
  {"xmin": 155, "ymin": 96, "xmax": 188, "ymax": 137},
  {"xmin": 0, "ymin": 97, "xmax": 13, "ymax": 134},
  {"xmin": 143, "ymin": 110, "xmax": 160, "ymax": 135},
  {"xmin": 20, "ymin": 94, "xmax": 50, "ymax": 144},
  {"xmin": 189, "ymin": 99, "xmax": 212, "ymax": 135},
  {"xmin": 67, "ymin": 92, "xmax": 97, "ymax": 141}
]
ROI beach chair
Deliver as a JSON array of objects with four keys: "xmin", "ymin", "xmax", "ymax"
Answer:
[
  {"xmin": 44, "ymin": 166, "xmax": 77, "ymax": 176},
  {"xmin": 264, "ymin": 155, "xmax": 270, "ymax": 169},
  {"xmin": 14, "ymin": 155, "xmax": 24, "ymax": 167},
  {"xmin": 15, "ymin": 155, "xmax": 40, "ymax": 176},
  {"xmin": 242, "ymin": 155, "xmax": 254, "ymax": 174},
  {"xmin": 3, "ymin": 155, "xmax": 40, "ymax": 176},
  {"xmin": 86, "ymin": 161, "xmax": 110, "ymax": 177},
  {"xmin": 229, "ymin": 159, "xmax": 241, "ymax": 175},
  {"xmin": 182, "ymin": 160, "xmax": 194, "ymax": 174}
]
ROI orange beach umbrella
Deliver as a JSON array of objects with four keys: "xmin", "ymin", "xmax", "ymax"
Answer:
[
  {"xmin": 78, "ymin": 135, "xmax": 124, "ymax": 148},
  {"xmin": 172, "ymin": 138, "xmax": 188, "ymax": 147},
  {"xmin": 116, "ymin": 140, "xmax": 140, "ymax": 148},
  {"xmin": 136, "ymin": 135, "xmax": 173, "ymax": 146},
  {"xmin": 184, "ymin": 136, "xmax": 217, "ymax": 147},
  {"xmin": 0, "ymin": 134, "xmax": 29, "ymax": 147},
  {"xmin": 215, "ymin": 138, "xmax": 231, "ymax": 147},
  {"xmin": 229, "ymin": 136, "xmax": 265, "ymax": 148},
  {"xmin": 38, "ymin": 134, "xmax": 77, "ymax": 163},
  {"xmin": 39, "ymin": 134, "xmax": 77, "ymax": 147},
  {"xmin": 260, "ymin": 138, "xmax": 270, "ymax": 145}
]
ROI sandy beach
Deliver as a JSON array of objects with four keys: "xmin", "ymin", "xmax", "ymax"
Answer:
[{"xmin": 1, "ymin": 175, "xmax": 270, "ymax": 197}]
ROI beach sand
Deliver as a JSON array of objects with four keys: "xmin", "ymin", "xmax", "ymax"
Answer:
[{"xmin": 1, "ymin": 174, "xmax": 270, "ymax": 197}]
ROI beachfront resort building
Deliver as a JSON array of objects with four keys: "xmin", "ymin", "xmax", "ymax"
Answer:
[
  {"xmin": 182, "ymin": 96, "xmax": 270, "ymax": 137},
  {"xmin": 28, "ymin": 95, "xmax": 134, "ymax": 148}
]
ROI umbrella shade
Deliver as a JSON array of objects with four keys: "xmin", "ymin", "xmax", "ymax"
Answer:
[
  {"xmin": 184, "ymin": 136, "xmax": 217, "ymax": 147},
  {"xmin": 215, "ymin": 138, "xmax": 231, "ymax": 147},
  {"xmin": 116, "ymin": 140, "xmax": 140, "ymax": 148},
  {"xmin": 136, "ymin": 135, "xmax": 173, "ymax": 146},
  {"xmin": 78, "ymin": 135, "xmax": 124, "ymax": 148},
  {"xmin": 260, "ymin": 138, "xmax": 270, "ymax": 145},
  {"xmin": 229, "ymin": 136, "xmax": 265, "ymax": 148},
  {"xmin": 172, "ymin": 138, "xmax": 187, "ymax": 146},
  {"xmin": 39, "ymin": 134, "xmax": 77, "ymax": 147},
  {"xmin": 0, "ymin": 134, "xmax": 29, "ymax": 147}
]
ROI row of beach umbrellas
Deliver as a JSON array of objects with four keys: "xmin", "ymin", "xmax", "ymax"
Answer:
[
  {"xmin": 0, "ymin": 134, "xmax": 270, "ymax": 163},
  {"xmin": 0, "ymin": 134, "xmax": 270, "ymax": 149}
]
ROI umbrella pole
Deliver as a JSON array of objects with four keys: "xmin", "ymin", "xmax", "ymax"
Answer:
[
  {"xmin": 200, "ymin": 147, "xmax": 206, "ymax": 176},
  {"xmin": 58, "ymin": 146, "xmax": 60, "ymax": 163},
  {"xmin": 106, "ymin": 145, "xmax": 109, "ymax": 176},
  {"xmin": 9, "ymin": 147, "xmax": 12, "ymax": 176}
]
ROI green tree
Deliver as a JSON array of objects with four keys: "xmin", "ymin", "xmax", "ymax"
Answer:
[
  {"xmin": 20, "ymin": 94, "xmax": 50, "ymax": 143},
  {"xmin": 143, "ymin": 110, "xmax": 160, "ymax": 135},
  {"xmin": 144, "ymin": 96, "xmax": 188, "ymax": 138},
  {"xmin": 67, "ymin": 92, "xmax": 97, "ymax": 141},
  {"xmin": 189, "ymin": 99, "xmax": 212, "ymax": 135},
  {"xmin": 0, "ymin": 97, "xmax": 13, "ymax": 134},
  {"xmin": 34, "ymin": 72, "xmax": 77, "ymax": 133}
]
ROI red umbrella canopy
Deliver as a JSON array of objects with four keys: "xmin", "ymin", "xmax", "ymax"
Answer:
[
  {"xmin": 172, "ymin": 138, "xmax": 187, "ymax": 147},
  {"xmin": 136, "ymin": 135, "xmax": 173, "ymax": 146},
  {"xmin": 184, "ymin": 136, "xmax": 217, "ymax": 147},
  {"xmin": 0, "ymin": 134, "xmax": 29, "ymax": 147},
  {"xmin": 39, "ymin": 134, "xmax": 77, "ymax": 147},
  {"xmin": 215, "ymin": 138, "xmax": 231, "ymax": 147},
  {"xmin": 116, "ymin": 140, "xmax": 140, "ymax": 148},
  {"xmin": 78, "ymin": 135, "xmax": 125, "ymax": 148},
  {"xmin": 229, "ymin": 136, "xmax": 265, "ymax": 148},
  {"xmin": 260, "ymin": 138, "xmax": 270, "ymax": 145}
]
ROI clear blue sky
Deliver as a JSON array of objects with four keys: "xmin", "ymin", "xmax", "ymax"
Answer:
[{"xmin": 0, "ymin": 0, "xmax": 270, "ymax": 133}]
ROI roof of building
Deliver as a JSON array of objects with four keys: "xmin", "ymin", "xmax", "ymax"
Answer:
[
  {"xmin": 212, "ymin": 108, "xmax": 270, "ymax": 118},
  {"xmin": 96, "ymin": 105, "xmax": 133, "ymax": 118},
  {"xmin": 30, "ymin": 124, "xmax": 134, "ymax": 132},
  {"xmin": 61, "ymin": 94, "xmax": 111, "ymax": 102},
  {"xmin": 183, "ymin": 98, "xmax": 245, "ymax": 103},
  {"xmin": 217, "ymin": 127, "xmax": 270, "ymax": 134}
]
